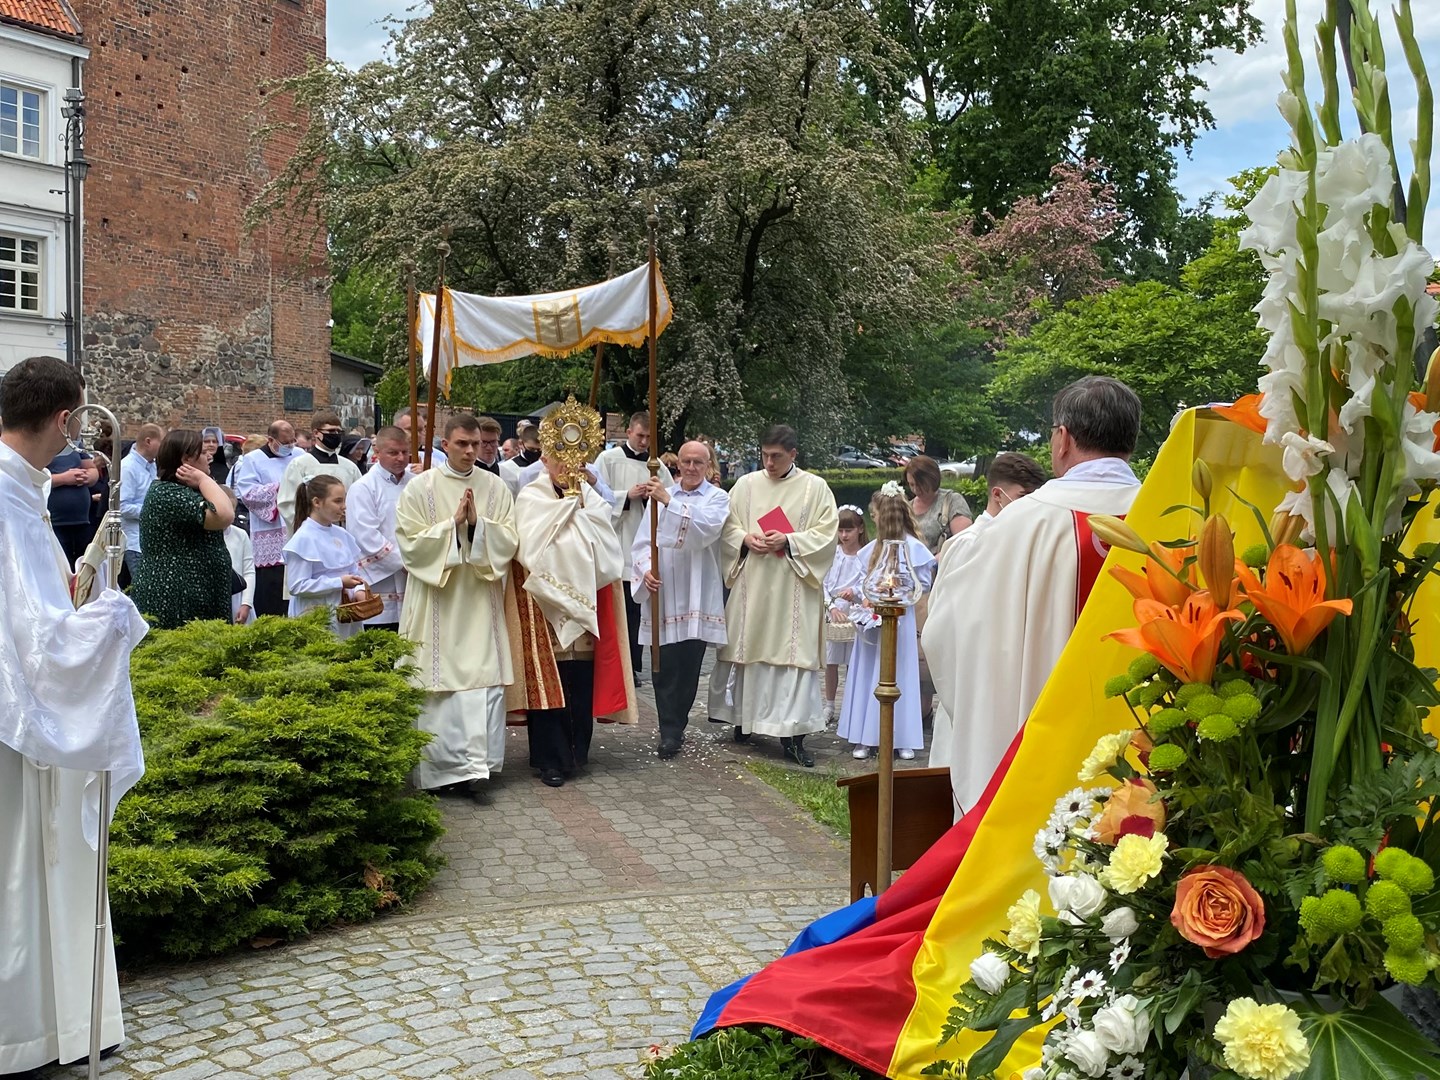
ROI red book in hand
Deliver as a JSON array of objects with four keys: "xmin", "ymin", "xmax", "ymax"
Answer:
[{"xmin": 756, "ymin": 505, "xmax": 794, "ymax": 556}]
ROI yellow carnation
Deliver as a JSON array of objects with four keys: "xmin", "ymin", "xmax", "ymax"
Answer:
[
  {"xmin": 1213, "ymin": 998, "xmax": 1311, "ymax": 1080},
  {"xmin": 1078, "ymin": 730, "xmax": 1136, "ymax": 782},
  {"xmin": 1099, "ymin": 832, "xmax": 1169, "ymax": 895},
  {"xmin": 1005, "ymin": 889, "xmax": 1043, "ymax": 959}
]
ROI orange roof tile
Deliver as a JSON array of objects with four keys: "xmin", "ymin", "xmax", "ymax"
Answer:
[{"xmin": 0, "ymin": 0, "xmax": 80, "ymax": 39}]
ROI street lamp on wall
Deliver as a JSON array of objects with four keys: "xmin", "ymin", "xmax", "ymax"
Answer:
[{"xmin": 60, "ymin": 84, "xmax": 86, "ymax": 370}]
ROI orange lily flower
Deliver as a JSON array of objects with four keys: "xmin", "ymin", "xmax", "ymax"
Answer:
[
  {"xmin": 1111, "ymin": 543, "xmax": 1196, "ymax": 609},
  {"xmin": 1212, "ymin": 393, "xmax": 1266, "ymax": 435},
  {"xmin": 1235, "ymin": 544, "xmax": 1354, "ymax": 655},
  {"xmin": 1108, "ymin": 592, "xmax": 1243, "ymax": 685},
  {"xmin": 1407, "ymin": 390, "xmax": 1440, "ymax": 452}
]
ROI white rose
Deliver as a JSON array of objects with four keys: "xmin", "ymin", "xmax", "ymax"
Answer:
[
  {"xmin": 1101, "ymin": 906, "xmax": 1139, "ymax": 941},
  {"xmin": 1049, "ymin": 874, "xmax": 1107, "ymax": 920},
  {"xmin": 1065, "ymin": 1030, "xmax": 1111, "ymax": 1078},
  {"xmin": 1022, "ymin": 1070, "xmax": 1045, "ymax": 1080},
  {"xmin": 1092, "ymin": 995, "xmax": 1151, "ymax": 1056},
  {"xmin": 969, "ymin": 952, "xmax": 1011, "ymax": 995}
]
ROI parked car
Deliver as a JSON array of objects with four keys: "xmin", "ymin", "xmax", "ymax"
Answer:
[
  {"xmin": 835, "ymin": 446, "xmax": 887, "ymax": 469},
  {"xmin": 938, "ymin": 458, "xmax": 978, "ymax": 478}
]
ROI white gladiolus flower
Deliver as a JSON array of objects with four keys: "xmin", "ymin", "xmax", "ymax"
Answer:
[
  {"xmin": 1314, "ymin": 134, "xmax": 1392, "ymax": 228},
  {"xmin": 1049, "ymin": 874, "xmax": 1108, "ymax": 920},
  {"xmin": 1101, "ymin": 906, "xmax": 1140, "ymax": 941},
  {"xmin": 1279, "ymin": 431, "xmax": 1335, "ymax": 482},
  {"xmin": 969, "ymin": 952, "xmax": 1011, "ymax": 995},
  {"xmin": 1092, "ymin": 994, "xmax": 1152, "ymax": 1055}
]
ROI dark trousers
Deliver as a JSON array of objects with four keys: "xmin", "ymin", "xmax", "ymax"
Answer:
[
  {"xmin": 254, "ymin": 564, "xmax": 287, "ymax": 617},
  {"xmin": 654, "ymin": 639, "xmax": 707, "ymax": 745},
  {"xmin": 52, "ymin": 523, "xmax": 92, "ymax": 570},
  {"xmin": 527, "ymin": 659, "xmax": 595, "ymax": 774},
  {"xmin": 119, "ymin": 549, "xmax": 136, "ymax": 590},
  {"xmin": 367, "ymin": 623, "xmax": 400, "ymax": 634},
  {"xmin": 623, "ymin": 587, "xmax": 644, "ymax": 678}
]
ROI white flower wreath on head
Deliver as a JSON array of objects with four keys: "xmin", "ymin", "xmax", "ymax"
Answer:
[
  {"xmin": 879, "ymin": 480, "xmax": 905, "ymax": 499},
  {"xmin": 837, "ymin": 503, "xmax": 865, "ymax": 517}
]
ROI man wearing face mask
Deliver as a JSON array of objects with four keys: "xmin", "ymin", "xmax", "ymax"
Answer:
[
  {"xmin": 499, "ymin": 422, "xmax": 542, "ymax": 494},
  {"xmin": 233, "ymin": 419, "xmax": 299, "ymax": 617},
  {"xmin": 278, "ymin": 411, "xmax": 362, "ymax": 532}
]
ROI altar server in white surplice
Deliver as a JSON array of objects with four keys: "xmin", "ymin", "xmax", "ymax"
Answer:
[
  {"xmin": 707, "ymin": 424, "xmax": 838, "ymax": 768},
  {"xmin": 346, "ymin": 426, "xmax": 413, "ymax": 631},
  {"xmin": 0, "ymin": 356, "xmax": 149, "ymax": 1074},
  {"xmin": 282, "ymin": 474, "xmax": 365, "ymax": 636},
  {"xmin": 630, "ymin": 440, "xmax": 728, "ymax": 759},
  {"xmin": 923, "ymin": 378, "xmax": 1142, "ymax": 816},
  {"xmin": 396, "ymin": 414, "xmax": 518, "ymax": 796},
  {"xmin": 596, "ymin": 411, "xmax": 673, "ymax": 681},
  {"xmin": 926, "ymin": 452, "xmax": 1047, "ymax": 773},
  {"xmin": 232, "ymin": 420, "xmax": 297, "ymax": 616}
]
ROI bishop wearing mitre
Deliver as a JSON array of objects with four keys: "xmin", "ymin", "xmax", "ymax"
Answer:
[
  {"xmin": 511, "ymin": 400, "xmax": 636, "ymax": 789},
  {"xmin": 708, "ymin": 424, "xmax": 838, "ymax": 768},
  {"xmin": 396, "ymin": 413, "xmax": 518, "ymax": 797}
]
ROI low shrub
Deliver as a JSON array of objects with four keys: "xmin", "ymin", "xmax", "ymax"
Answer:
[
  {"xmin": 110, "ymin": 611, "xmax": 442, "ymax": 963},
  {"xmin": 646, "ymin": 1027, "xmax": 881, "ymax": 1079}
]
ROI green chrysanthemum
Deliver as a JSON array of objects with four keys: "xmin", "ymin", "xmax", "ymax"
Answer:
[
  {"xmin": 1134, "ymin": 680, "xmax": 1168, "ymax": 708},
  {"xmin": 1127, "ymin": 654, "xmax": 1162, "ymax": 682},
  {"xmin": 1385, "ymin": 949, "xmax": 1430, "ymax": 986},
  {"xmin": 1147, "ymin": 744, "xmax": 1187, "ymax": 772},
  {"xmin": 1308, "ymin": 889, "xmax": 1364, "ymax": 937},
  {"xmin": 1383, "ymin": 914, "xmax": 1426, "ymax": 953},
  {"xmin": 1216, "ymin": 680, "xmax": 1253, "ymax": 699},
  {"xmin": 1321, "ymin": 845, "xmax": 1367, "ymax": 886},
  {"xmin": 1240, "ymin": 543, "xmax": 1270, "ymax": 568},
  {"xmin": 1365, "ymin": 880, "xmax": 1412, "ymax": 922},
  {"xmin": 1147, "ymin": 708, "xmax": 1187, "ymax": 736},
  {"xmin": 1196, "ymin": 715, "xmax": 1240, "ymax": 742},
  {"xmin": 1375, "ymin": 849, "xmax": 1436, "ymax": 897},
  {"xmin": 1174, "ymin": 683, "xmax": 1212, "ymax": 706},
  {"xmin": 1105, "ymin": 674, "xmax": 1136, "ymax": 699},
  {"xmin": 1221, "ymin": 695, "xmax": 1262, "ymax": 723}
]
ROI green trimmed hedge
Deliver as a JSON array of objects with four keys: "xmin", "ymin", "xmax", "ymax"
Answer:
[
  {"xmin": 646, "ymin": 1027, "xmax": 881, "ymax": 1079},
  {"xmin": 110, "ymin": 612, "xmax": 441, "ymax": 963}
]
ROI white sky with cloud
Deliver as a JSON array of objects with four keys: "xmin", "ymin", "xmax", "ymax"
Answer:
[{"xmin": 327, "ymin": 1, "xmax": 1439, "ymax": 242}]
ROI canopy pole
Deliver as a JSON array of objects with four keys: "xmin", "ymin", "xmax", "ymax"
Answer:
[
  {"xmin": 588, "ymin": 343, "xmax": 606, "ymax": 410},
  {"xmin": 404, "ymin": 260, "xmax": 420, "ymax": 463},
  {"xmin": 423, "ymin": 239, "xmax": 450, "ymax": 471},
  {"xmin": 646, "ymin": 205, "xmax": 661, "ymax": 678}
]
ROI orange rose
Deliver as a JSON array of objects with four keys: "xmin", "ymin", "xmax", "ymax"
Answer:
[
  {"xmin": 1170, "ymin": 866, "xmax": 1266, "ymax": 958},
  {"xmin": 1095, "ymin": 779, "xmax": 1167, "ymax": 845}
]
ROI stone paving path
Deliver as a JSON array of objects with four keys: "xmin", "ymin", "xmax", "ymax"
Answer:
[{"xmin": 49, "ymin": 664, "xmax": 934, "ymax": 1079}]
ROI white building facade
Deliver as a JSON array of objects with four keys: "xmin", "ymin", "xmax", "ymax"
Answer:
[{"xmin": 0, "ymin": 5, "xmax": 86, "ymax": 373}]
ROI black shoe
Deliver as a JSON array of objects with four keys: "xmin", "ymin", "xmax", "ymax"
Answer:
[
  {"xmin": 540, "ymin": 769, "xmax": 565, "ymax": 788},
  {"xmin": 465, "ymin": 778, "xmax": 492, "ymax": 803},
  {"xmin": 658, "ymin": 739, "xmax": 681, "ymax": 759},
  {"xmin": 782, "ymin": 736, "xmax": 816, "ymax": 768},
  {"xmin": 734, "ymin": 726, "xmax": 751, "ymax": 744}
]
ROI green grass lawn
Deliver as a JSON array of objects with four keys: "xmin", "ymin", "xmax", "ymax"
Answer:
[{"xmin": 747, "ymin": 762, "xmax": 852, "ymax": 838}]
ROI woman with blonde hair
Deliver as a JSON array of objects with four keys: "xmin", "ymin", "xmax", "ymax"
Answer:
[{"xmin": 836, "ymin": 482, "xmax": 936, "ymax": 759}]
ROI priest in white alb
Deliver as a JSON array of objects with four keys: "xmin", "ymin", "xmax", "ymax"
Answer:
[
  {"xmin": 396, "ymin": 413, "xmax": 518, "ymax": 797},
  {"xmin": 923, "ymin": 376, "xmax": 1143, "ymax": 815},
  {"xmin": 0, "ymin": 356, "xmax": 149, "ymax": 1073},
  {"xmin": 346, "ymin": 426, "xmax": 413, "ymax": 632},
  {"xmin": 596, "ymin": 410, "xmax": 672, "ymax": 680},
  {"xmin": 631, "ymin": 440, "xmax": 728, "ymax": 758},
  {"xmin": 707, "ymin": 424, "xmax": 837, "ymax": 768}
]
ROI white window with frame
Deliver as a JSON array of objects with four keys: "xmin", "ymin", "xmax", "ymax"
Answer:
[
  {"xmin": 0, "ymin": 82, "xmax": 43, "ymax": 159},
  {"xmin": 0, "ymin": 234, "xmax": 41, "ymax": 314}
]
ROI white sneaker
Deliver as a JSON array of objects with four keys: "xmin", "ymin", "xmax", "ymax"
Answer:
[
  {"xmin": 897, "ymin": 748, "xmax": 916, "ymax": 761},
  {"xmin": 852, "ymin": 746, "xmax": 870, "ymax": 760}
]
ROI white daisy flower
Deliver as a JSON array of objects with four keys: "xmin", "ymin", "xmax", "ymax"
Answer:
[{"xmin": 1108, "ymin": 942, "xmax": 1132, "ymax": 972}]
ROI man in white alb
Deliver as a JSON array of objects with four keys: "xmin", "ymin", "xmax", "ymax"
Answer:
[
  {"xmin": 233, "ymin": 419, "xmax": 297, "ymax": 616},
  {"xmin": 0, "ymin": 356, "xmax": 149, "ymax": 1073},
  {"xmin": 708, "ymin": 424, "xmax": 838, "ymax": 767},
  {"xmin": 596, "ymin": 411, "xmax": 673, "ymax": 681},
  {"xmin": 923, "ymin": 376, "xmax": 1142, "ymax": 813},
  {"xmin": 346, "ymin": 426, "xmax": 413, "ymax": 632},
  {"xmin": 396, "ymin": 414, "xmax": 518, "ymax": 797},
  {"xmin": 631, "ymin": 441, "xmax": 728, "ymax": 758}
]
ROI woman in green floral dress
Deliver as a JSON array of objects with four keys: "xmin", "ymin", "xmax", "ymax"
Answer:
[{"xmin": 129, "ymin": 429, "xmax": 236, "ymax": 629}]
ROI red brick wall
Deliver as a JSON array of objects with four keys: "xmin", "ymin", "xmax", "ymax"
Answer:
[{"xmin": 72, "ymin": 0, "xmax": 330, "ymax": 438}]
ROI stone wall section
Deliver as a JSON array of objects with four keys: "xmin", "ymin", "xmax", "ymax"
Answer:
[{"xmin": 71, "ymin": 0, "xmax": 330, "ymax": 435}]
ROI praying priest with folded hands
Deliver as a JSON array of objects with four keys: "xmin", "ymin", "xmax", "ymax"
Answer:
[{"xmin": 707, "ymin": 424, "xmax": 837, "ymax": 767}]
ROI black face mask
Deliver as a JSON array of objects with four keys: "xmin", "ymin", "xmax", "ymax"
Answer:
[
  {"xmin": 318, "ymin": 431, "xmax": 343, "ymax": 451},
  {"xmin": 518, "ymin": 448, "xmax": 541, "ymax": 466}
]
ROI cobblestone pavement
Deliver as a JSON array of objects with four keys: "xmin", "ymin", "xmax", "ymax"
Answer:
[{"xmin": 46, "ymin": 660, "xmax": 934, "ymax": 1079}]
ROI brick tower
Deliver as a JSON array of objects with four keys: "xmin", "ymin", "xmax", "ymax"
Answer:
[{"xmin": 70, "ymin": 0, "xmax": 331, "ymax": 435}]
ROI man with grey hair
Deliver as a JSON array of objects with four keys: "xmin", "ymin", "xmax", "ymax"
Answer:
[{"xmin": 922, "ymin": 376, "xmax": 1143, "ymax": 814}]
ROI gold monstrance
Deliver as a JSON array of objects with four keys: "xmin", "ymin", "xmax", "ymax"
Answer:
[{"xmin": 539, "ymin": 395, "xmax": 605, "ymax": 497}]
